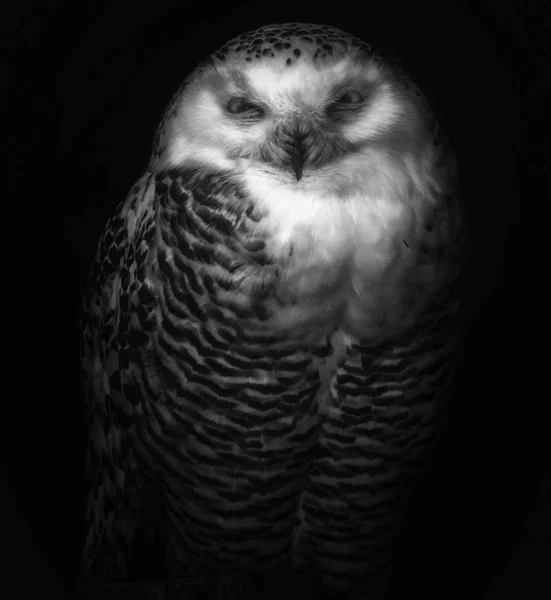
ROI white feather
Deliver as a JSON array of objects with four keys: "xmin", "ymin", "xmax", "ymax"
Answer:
[
  {"xmin": 242, "ymin": 152, "xmax": 412, "ymax": 274},
  {"xmin": 244, "ymin": 60, "xmax": 350, "ymax": 109},
  {"xmin": 341, "ymin": 84, "xmax": 403, "ymax": 142}
]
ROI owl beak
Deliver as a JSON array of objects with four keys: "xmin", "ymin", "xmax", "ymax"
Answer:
[{"xmin": 289, "ymin": 131, "xmax": 307, "ymax": 181}]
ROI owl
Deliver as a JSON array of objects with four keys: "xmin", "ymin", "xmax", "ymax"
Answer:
[{"xmin": 80, "ymin": 22, "xmax": 467, "ymax": 599}]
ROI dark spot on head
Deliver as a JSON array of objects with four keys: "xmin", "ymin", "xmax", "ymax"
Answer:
[
  {"xmin": 245, "ymin": 57, "xmax": 252, "ymax": 62},
  {"xmin": 322, "ymin": 43, "xmax": 333, "ymax": 54},
  {"xmin": 286, "ymin": 58, "xmax": 292, "ymax": 66},
  {"xmin": 293, "ymin": 48, "xmax": 301, "ymax": 58},
  {"xmin": 284, "ymin": 42, "xmax": 291, "ymax": 49},
  {"xmin": 274, "ymin": 42, "xmax": 284, "ymax": 51},
  {"xmin": 300, "ymin": 36, "xmax": 313, "ymax": 43},
  {"xmin": 262, "ymin": 48, "xmax": 270, "ymax": 55},
  {"xmin": 268, "ymin": 37, "xmax": 278, "ymax": 43}
]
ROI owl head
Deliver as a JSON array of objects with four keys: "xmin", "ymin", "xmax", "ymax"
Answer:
[{"xmin": 153, "ymin": 23, "xmax": 435, "ymax": 198}]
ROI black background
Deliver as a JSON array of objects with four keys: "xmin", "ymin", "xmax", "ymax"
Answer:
[{"xmin": 2, "ymin": 1, "xmax": 547, "ymax": 598}]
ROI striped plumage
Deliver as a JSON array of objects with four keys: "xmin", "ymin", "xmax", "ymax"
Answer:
[{"xmin": 80, "ymin": 23, "xmax": 468, "ymax": 598}]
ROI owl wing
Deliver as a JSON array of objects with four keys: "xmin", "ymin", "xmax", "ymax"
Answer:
[{"xmin": 80, "ymin": 173, "xmax": 160, "ymax": 578}]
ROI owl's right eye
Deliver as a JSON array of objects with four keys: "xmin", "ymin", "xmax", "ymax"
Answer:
[{"xmin": 226, "ymin": 97, "xmax": 264, "ymax": 117}]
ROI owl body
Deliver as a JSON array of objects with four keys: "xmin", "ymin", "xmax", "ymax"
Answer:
[{"xmin": 81, "ymin": 23, "xmax": 466, "ymax": 598}]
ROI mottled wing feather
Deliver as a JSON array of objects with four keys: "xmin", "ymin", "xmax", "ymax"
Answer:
[{"xmin": 80, "ymin": 176, "xmax": 159, "ymax": 577}]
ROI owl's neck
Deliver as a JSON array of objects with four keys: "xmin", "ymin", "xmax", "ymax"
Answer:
[{"xmin": 241, "ymin": 153, "xmax": 415, "ymax": 272}]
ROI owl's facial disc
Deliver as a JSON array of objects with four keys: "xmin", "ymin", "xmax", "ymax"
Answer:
[
  {"xmin": 214, "ymin": 57, "xmax": 406, "ymax": 181},
  {"xmin": 162, "ymin": 30, "xmax": 408, "ymax": 177}
]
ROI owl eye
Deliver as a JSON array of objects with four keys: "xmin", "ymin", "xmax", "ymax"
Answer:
[
  {"xmin": 336, "ymin": 90, "xmax": 364, "ymax": 104},
  {"xmin": 226, "ymin": 97, "xmax": 264, "ymax": 117}
]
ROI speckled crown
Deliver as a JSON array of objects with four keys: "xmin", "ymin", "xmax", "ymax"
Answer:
[{"xmin": 214, "ymin": 22, "xmax": 371, "ymax": 66}]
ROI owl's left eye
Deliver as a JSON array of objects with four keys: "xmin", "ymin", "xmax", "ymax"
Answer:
[
  {"xmin": 226, "ymin": 97, "xmax": 264, "ymax": 117},
  {"xmin": 336, "ymin": 90, "xmax": 364, "ymax": 104}
]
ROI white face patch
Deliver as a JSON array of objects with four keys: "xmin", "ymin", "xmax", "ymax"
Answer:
[
  {"xmin": 365, "ymin": 64, "xmax": 381, "ymax": 83},
  {"xmin": 341, "ymin": 83, "xmax": 404, "ymax": 142},
  {"xmin": 166, "ymin": 88, "xmax": 270, "ymax": 170},
  {"xmin": 244, "ymin": 58, "xmax": 355, "ymax": 112}
]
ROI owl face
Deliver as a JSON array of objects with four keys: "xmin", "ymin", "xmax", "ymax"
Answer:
[{"xmin": 162, "ymin": 24, "xmax": 425, "ymax": 189}]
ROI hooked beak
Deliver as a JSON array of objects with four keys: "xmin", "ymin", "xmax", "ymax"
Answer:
[{"xmin": 289, "ymin": 130, "xmax": 307, "ymax": 181}]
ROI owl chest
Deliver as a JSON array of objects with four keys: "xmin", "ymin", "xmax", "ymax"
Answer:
[
  {"xmin": 240, "ymin": 163, "xmax": 417, "ymax": 338},
  {"xmin": 262, "ymin": 207, "xmax": 409, "ymax": 341}
]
